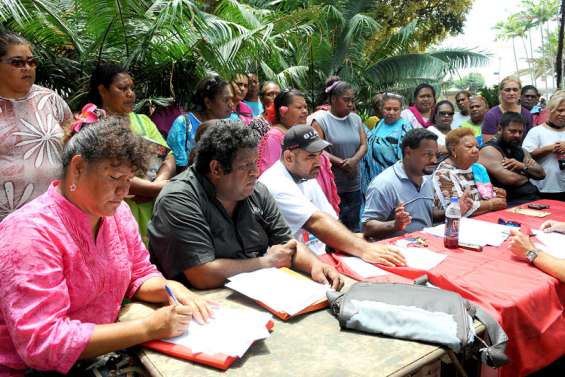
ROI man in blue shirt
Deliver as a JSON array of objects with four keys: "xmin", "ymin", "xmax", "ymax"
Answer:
[{"xmin": 362, "ymin": 129, "xmax": 444, "ymax": 240}]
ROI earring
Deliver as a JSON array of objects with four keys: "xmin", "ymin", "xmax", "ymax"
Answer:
[{"xmin": 69, "ymin": 183, "xmax": 77, "ymax": 192}]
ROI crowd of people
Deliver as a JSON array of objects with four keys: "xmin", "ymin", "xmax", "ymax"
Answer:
[{"xmin": 1, "ymin": 30, "xmax": 564, "ymax": 375}]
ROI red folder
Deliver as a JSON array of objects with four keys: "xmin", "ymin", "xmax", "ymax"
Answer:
[
  {"xmin": 243, "ymin": 268, "xmax": 329, "ymax": 320},
  {"xmin": 142, "ymin": 320, "xmax": 274, "ymax": 370}
]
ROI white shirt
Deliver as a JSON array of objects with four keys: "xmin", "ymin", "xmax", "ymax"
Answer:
[
  {"xmin": 427, "ymin": 126, "xmax": 447, "ymax": 147},
  {"xmin": 452, "ymin": 112, "xmax": 470, "ymax": 129},
  {"xmin": 259, "ymin": 160, "xmax": 338, "ymax": 254},
  {"xmin": 522, "ymin": 125, "xmax": 565, "ymax": 193}
]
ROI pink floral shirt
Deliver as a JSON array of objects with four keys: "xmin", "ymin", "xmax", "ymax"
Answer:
[
  {"xmin": 0, "ymin": 182, "xmax": 162, "ymax": 376},
  {"xmin": 0, "ymin": 85, "xmax": 72, "ymax": 221}
]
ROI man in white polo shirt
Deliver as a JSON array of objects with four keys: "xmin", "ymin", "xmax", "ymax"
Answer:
[{"xmin": 259, "ymin": 125, "xmax": 406, "ymax": 267}]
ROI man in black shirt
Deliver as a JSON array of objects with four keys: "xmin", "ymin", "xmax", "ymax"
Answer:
[
  {"xmin": 148, "ymin": 120, "xmax": 343, "ymax": 290},
  {"xmin": 479, "ymin": 112, "xmax": 545, "ymax": 206}
]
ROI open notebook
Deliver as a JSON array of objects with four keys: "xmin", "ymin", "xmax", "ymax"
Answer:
[
  {"xmin": 226, "ymin": 267, "xmax": 330, "ymax": 320},
  {"xmin": 143, "ymin": 307, "xmax": 274, "ymax": 370}
]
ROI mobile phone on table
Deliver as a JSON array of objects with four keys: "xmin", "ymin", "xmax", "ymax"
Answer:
[{"xmin": 527, "ymin": 203, "xmax": 549, "ymax": 210}]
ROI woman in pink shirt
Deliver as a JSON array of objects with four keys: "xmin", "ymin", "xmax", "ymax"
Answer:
[{"xmin": 0, "ymin": 118, "xmax": 212, "ymax": 376}]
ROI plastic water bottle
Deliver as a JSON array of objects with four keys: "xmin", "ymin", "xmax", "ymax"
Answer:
[{"xmin": 444, "ymin": 197, "xmax": 461, "ymax": 249}]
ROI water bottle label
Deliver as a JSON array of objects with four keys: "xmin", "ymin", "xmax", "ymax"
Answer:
[{"xmin": 445, "ymin": 218, "xmax": 459, "ymax": 238}]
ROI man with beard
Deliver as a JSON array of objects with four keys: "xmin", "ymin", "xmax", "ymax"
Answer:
[
  {"xmin": 362, "ymin": 128, "xmax": 443, "ymax": 239},
  {"xmin": 461, "ymin": 95, "xmax": 489, "ymax": 146},
  {"xmin": 259, "ymin": 125, "xmax": 406, "ymax": 266},
  {"xmin": 479, "ymin": 112, "xmax": 545, "ymax": 206},
  {"xmin": 148, "ymin": 121, "xmax": 343, "ymax": 290}
]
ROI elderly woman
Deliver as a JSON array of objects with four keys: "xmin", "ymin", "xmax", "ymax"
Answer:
[
  {"xmin": 0, "ymin": 119, "xmax": 211, "ymax": 376},
  {"xmin": 87, "ymin": 63, "xmax": 175, "ymax": 243},
  {"xmin": 167, "ymin": 76, "xmax": 233, "ymax": 172},
  {"xmin": 482, "ymin": 76, "xmax": 533, "ymax": 143},
  {"xmin": 433, "ymin": 128, "xmax": 507, "ymax": 217},
  {"xmin": 361, "ymin": 93, "xmax": 412, "ymax": 193},
  {"xmin": 400, "ymin": 83, "xmax": 436, "ymax": 129},
  {"xmin": 312, "ymin": 81, "xmax": 367, "ymax": 231},
  {"xmin": 0, "ymin": 32, "xmax": 72, "ymax": 221},
  {"xmin": 258, "ymin": 89, "xmax": 340, "ymax": 214},
  {"xmin": 522, "ymin": 94, "xmax": 565, "ymax": 200}
]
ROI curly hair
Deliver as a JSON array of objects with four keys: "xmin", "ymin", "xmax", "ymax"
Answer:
[
  {"xmin": 445, "ymin": 128, "xmax": 475, "ymax": 157},
  {"xmin": 62, "ymin": 117, "xmax": 151, "ymax": 177},
  {"xmin": 194, "ymin": 120, "xmax": 258, "ymax": 175}
]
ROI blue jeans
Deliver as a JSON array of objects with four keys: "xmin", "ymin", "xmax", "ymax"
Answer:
[{"xmin": 338, "ymin": 190, "xmax": 362, "ymax": 232}]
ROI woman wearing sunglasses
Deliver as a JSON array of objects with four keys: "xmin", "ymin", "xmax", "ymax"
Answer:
[
  {"xmin": 0, "ymin": 32, "xmax": 72, "ymax": 221},
  {"xmin": 482, "ymin": 76, "xmax": 533, "ymax": 143},
  {"xmin": 428, "ymin": 100, "xmax": 456, "ymax": 159}
]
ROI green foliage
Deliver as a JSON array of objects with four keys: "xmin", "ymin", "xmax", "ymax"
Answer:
[
  {"xmin": 1, "ymin": 0, "xmax": 485, "ymax": 113},
  {"xmin": 478, "ymin": 85, "xmax": 500, "ymax": 108}
]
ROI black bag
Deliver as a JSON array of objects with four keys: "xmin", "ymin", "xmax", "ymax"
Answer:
[{"xmin": 327, "ymin": 278, "xmax": 509, "ymax": 368}]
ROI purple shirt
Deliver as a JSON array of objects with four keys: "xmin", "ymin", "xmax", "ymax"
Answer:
[
  {"xmin": 481, "ymin": 106, "xmax": 533, "ymax": 136},
  {"xmin": 0, "ymin": 183, "xmax": 161, "ymax": 375}
]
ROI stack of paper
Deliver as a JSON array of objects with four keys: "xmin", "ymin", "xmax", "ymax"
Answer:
[
  {"xmin": 226, "ymin": 268, "xmax": 329, "ymax": 316},
  {"xmin": 423, "ymin": 218, "xmax": 513, "ymax": 247},
  {"xmin": 162, "ymin": 307, "xmax": 272, "ymax": 357},
  {"xmin": 533, "ymin": 230, "xmax": 565, "ymax": 259},
  {"xmin": 394, "ymin": 241, "xmax": 448, "ymax": 270},
  {"xmin": 338, "ymin": 255, "xmax": 389, "ymax": 278}
]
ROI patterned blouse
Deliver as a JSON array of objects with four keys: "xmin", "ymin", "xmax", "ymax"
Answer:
[
  {"xmin": 432, "ymin": 160, "xmax": 483, "ymax": 217},
  {"xmin": 0, "ymin": 85, "xmax": 72, "ymax": 221}
]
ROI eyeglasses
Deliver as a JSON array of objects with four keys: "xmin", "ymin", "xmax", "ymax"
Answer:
[
  {"xmin": 1, "ymin": 57, "xmax": 37, "ymax": 68},
  {"xmin": 438, "ymin": 111, "xmax": 454, "ymax": 117}
]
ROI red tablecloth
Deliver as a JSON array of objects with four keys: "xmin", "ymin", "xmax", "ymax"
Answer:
[{"xmin": 328, "ymin": 200, "xmax": 565, "ymax": 377}]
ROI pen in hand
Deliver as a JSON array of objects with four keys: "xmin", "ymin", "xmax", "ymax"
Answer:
[{"xmin": 165, "ymin": 285, "xmax": 178, "ymax": 305}]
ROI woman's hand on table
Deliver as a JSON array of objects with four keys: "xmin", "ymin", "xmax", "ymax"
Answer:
[
  {"xmin": 144, "ymin": 303, "xmax": 193, "ymax": 339},
  {"xmin": 508, "ymin": 228, "xmax": 535, "ymax": 259},
  {"xmin": 167, "ymin": 280, "xmax": 217, "ymax": 324},
  {"xmin": 540, "ymin": 220, "xmax": 565, "ymax": 234}
]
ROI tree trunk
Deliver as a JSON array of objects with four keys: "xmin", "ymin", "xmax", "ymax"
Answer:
[
  {"xmin": 556, "ymin": 0, "xmax": 565, "ymax": 89},
  {"xmin": 512, "ymin": 38, "xmax": 520, "ymax": 76},
  {"xmin": 540, "ymin": 25, "xmax": 548, "ymax": 93}
]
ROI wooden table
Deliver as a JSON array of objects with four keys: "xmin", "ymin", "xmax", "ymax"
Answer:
[{"xmin": 120, "ymin": 277, "xmax": 482, "ymax": 377}]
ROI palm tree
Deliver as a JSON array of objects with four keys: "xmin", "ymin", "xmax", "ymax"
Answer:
[
  {"xmin": 2, "ymin": 0, "xmax": 489, "ymax": 113},
  {"xmin": 494, "ymin": 20, "xmax": 520, "ymax": 76}
]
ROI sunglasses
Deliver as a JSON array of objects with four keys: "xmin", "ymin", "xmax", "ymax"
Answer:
[
  {"xmin": 1, "ymin": 57, "xmax": 38, "ymax": 68},
  {"xmin": 438, "ymin": 111, "xmax": 454, "ymax": 117}
]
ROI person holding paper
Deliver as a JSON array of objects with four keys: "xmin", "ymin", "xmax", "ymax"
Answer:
[
  {"xmin": 0, "ymin": 119, "xmax": 212, "ymax": 377},
  {"xmin": 508, "ymin": 221, "xmax": 565, "ymax": 283},
  {"xmin": 148, "ymin": 120, "xmax": 344, "ymax": 290},
  {"xmin": 362, "ymin": 129, "xmax": 445, "ymax": 240},
  {"xmin": 259, "ymin": 125, "xmax": 406, "ymax": 266}
]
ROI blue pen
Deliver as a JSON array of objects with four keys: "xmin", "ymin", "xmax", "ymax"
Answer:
[{"xmin": 165, "ymin": 285, "xmax": 178, "ymax": 305}]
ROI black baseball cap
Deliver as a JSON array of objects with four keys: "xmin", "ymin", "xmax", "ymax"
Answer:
[{"xmin": 282, "ymin": 125, "xmax": 331, "ymax": 153}]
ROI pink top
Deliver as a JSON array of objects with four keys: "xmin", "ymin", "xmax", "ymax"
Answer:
[
  {"xmin": 0, "ymin": 85, "xmax": 72, "ymax": 221},
  {"xmin": 258, "ymin": 127, "xmax": 341, "ymax": 214},
  {"xmin": 0, "ymin": 182, "xmax": 162, "ymax": 376}
]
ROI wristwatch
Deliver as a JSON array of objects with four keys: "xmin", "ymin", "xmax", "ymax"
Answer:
[{"xmin": 526, "ymin": 249, "xmax": 539, "ymax": 264}]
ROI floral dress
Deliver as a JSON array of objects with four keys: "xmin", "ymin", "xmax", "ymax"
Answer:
[{"xmin": 0, "ymin": 85, "xmax": 72, "ymax": 221}]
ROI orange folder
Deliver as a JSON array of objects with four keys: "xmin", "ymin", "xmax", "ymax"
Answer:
[
  {"xmin": 240, "ymin": 268, "xmax": 329, "ymax": 321},
  {"xmin": 142, "ymin": 320, "xmax": 274, "ymax": 370}
]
